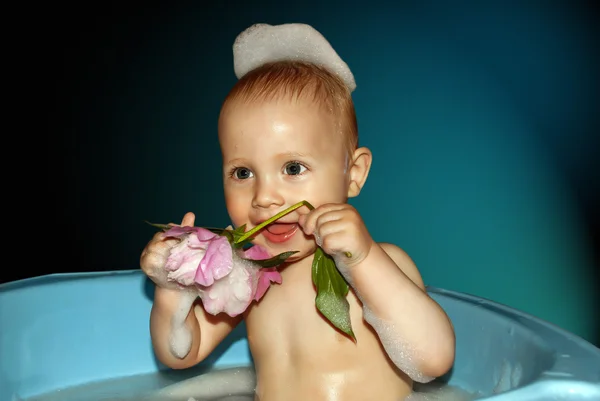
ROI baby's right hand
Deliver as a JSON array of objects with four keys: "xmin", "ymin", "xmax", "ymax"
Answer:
[{"xmin": 140, "ymin": 212, "xmax": 196, "ymax": 288}]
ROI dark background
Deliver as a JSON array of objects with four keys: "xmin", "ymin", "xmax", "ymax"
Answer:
[{"xmin": 16, "ymin": 1, "xmax": 600, "ymax": 346}]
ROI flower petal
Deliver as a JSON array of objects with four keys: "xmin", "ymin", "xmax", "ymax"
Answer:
[
  {"xmin": 164, "ymin": 225, "xmax": 197, "ymax": 238},
  {"xmin": 164, "ymin": 234, "xmax": 207, "ymax": 285},
  {"xmin": 200, "ymin": 263, "xmax": 253, "ymax": 317},
  {"xmin": 165, "ymin": 237, "xmax": 204, "ymax": 271},
  {"xmin": 242, "ymin": 245, "xmax": 271, "ymax": 260},
  {"xmin": 166, "ymin": 262, "xmax": 199, "ymax": 286},
  {"xmin": 195, "ymin": 227, "xmax": 219, "ymax": 241},
  {"xmin": 196, "ymin": 235, "xmax": 233, "ymax": 286},
  {"xmin": 254, "ymin": 267, "xmax": 282, "ymax": 301}
]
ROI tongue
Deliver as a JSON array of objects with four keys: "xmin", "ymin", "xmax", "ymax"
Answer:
[{"xmin": 266, "ymin": 223, "xmax": 296, "ymax": 235}]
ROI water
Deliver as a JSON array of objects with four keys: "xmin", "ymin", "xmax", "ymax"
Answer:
[{"xmin": 23, "ymin": 366, "xmax": 480, "ymax": 401}]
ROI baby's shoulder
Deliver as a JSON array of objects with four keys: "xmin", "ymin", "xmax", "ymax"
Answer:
[{"xmin": 376, "ymin": 242, "xmax": 425, "ymax": 290}]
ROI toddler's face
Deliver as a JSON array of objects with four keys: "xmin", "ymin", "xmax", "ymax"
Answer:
[{"xmin": 218, "ymin": 98, "xmax": 350, "ymax": 260}]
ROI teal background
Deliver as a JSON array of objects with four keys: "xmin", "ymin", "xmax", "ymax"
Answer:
[{"xmin": 43, "ymin": 1, "xmax": 598, "ymax": 344}]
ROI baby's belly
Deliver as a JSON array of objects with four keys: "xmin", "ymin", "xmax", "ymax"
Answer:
[
  {"xmin": 245, "ymin": 269, "xmax": 412, "ymax": 401},
  {"xmin": 254, "ymin": 359, "xmax": 411, "ymax": 401}
]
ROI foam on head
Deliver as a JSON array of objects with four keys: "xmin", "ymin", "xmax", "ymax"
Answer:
[
  {"xmin": 233, "ymin": 23, "xmax": 356, "ymax": 92},
  {"xmin": 221, "ymin": 23, "xmax": 359, "ymax": 159}
]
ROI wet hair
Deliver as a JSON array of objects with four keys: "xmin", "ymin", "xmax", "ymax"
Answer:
[{"xmin": 220, "ymin": 60, "xmax": 358, "ymax": 159}]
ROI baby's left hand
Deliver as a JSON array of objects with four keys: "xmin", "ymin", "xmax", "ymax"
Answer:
[{"xmin": 298, "ymin": 203, "xmax": 375, "ymax": 270}]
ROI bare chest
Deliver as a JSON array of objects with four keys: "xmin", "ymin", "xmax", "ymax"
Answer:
[
  {"xmin": 243, "ymin": 262, "xmax": 411, "ymax": 400},
  {"xmin": 245, "ymin": 262, "xmax": 366, "ymax": 363}
]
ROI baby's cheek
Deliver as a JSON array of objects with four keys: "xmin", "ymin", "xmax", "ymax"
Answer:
[
  {"xmin": 225, "ymin": 197, "xmax": 248, "ymax": 224},
  {"xmin": 228, "ymin": 213, "xmax": 247, "ymax": 229},
  {"xmin": 305, "ymin": 241, "xmax": 319, "ymax": 256}
]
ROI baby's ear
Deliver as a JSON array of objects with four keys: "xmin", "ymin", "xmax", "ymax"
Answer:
[{"xmin": 347, "ymin": 147, "xmax": 372, "ymax": 198}]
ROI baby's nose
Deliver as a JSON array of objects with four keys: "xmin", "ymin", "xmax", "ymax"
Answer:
[{"xmin": 252, "ymin": 178, "xmax": 285, "ymax": 209}]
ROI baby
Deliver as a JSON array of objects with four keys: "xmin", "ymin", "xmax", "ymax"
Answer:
[{"xmin": 140, "ymin": 23, "xmax": 455, "ymax": 401}]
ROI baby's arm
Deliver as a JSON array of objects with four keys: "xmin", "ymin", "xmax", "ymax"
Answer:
[
  {"xmin": 149, "ymin": 287, "xmax": 242, "ymax": 369},
  {"xmin": 299, "ymin": 204, "xmax": 455, "ymax": 382},
  {"xmin": 141, "ymin": 212, "xmax": 242, "ymax": 370},
  {"xmin": 348, "ymin": 242, "xmax": 455, "ymax": 382}
]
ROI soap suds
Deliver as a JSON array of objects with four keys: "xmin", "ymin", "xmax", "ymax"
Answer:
[{"xmin": 169, "ymin": 291, "xmax": 198, "ymax": 359}]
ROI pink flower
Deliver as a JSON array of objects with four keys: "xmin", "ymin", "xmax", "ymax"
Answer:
[
  {"xmin": 244, "ymin": 245, "xmax": 283, "ymax": 301},
  {"xmin": 199, "ymin": 245, "xmax": 282, "ymax": 316},
  {"xmin": 163, "ymin": 226, "xmax": 233, "ymax": 287},
  {"xmin": 162, "ymin": 226, "xmax": 282, "ymax": 317}
]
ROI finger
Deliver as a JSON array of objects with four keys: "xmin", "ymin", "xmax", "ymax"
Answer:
[
  {"xmin": 318, "ymin": 230, "xmax": 348, "ymax": 255},
  {"xmin": 298, "ymin": 208, "xmax": 322, "ymax": 235},
  {"xmin": 140, "ymin": 247, "xmax": 169, "ymax": 272},
  {"xmin": 181, "ymin": 212, "xmax": 195, "ymax": 227},
  {"xmin": 152, "ymin": 230, "xmax": 167, "ymax": 241},
  {"xmin": 298, "ymin": 213, "xmax": 308, "ymax": 231},
  {"xmin": 314, "ymin": 209, "xmax": 346, "ymax": 232},
  {"xmin": 151, "ymin": 229, "xmax": 178, "ymax": 246},
  {"xmin": 146, "ymin": 237, "xmax": 177, "ymax": 258},
  {"xmin": 298, "ymin": 203, "xmax": 325, "ymax": 231},
  {"xmin": 314, "ymin": 218, "xmax": 346, "ymax": 239},
  {"xmin": 304, "ymin": 204, "xmax": 347, "ymax": 235}
]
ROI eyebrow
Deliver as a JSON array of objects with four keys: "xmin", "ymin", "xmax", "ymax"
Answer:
[
  {"xmin": 224, "ymin": 157, "xmax": 248, "ymax": 166},
  {"xmin": 277, "ymin": 151, "xmax": 314, "ymax": 159},
  {"xmin": 224, "ymin": 152, "xmax": 315, "ymax": 166}
]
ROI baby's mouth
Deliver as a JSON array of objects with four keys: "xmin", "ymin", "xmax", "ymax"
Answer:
[
  {"xmin": 262, "ymin": 223, "xmax": 299, "ymax": 243},
  {"xmin": 266, "ymin": 223, "xmax": 297, "ymax": 234}
]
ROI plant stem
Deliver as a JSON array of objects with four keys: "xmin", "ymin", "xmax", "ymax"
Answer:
[
  {"xmin": 233, "ymin": 200, "xmax": 352, "ymax": 259},
  {"xmin": 234, "ymin": 200, "xmax": 315, "ymax": 245}
]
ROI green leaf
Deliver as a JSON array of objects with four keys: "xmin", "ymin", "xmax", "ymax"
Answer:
[
  {"xmin": 144, "ymin": 221, "xmax": 172, "ymax": 231},
  {"xmin": 228, "ymin": 224, "xmax": 254, "ymax": 248},
  {"xmin": 244, "ymin": 251, "xmax": 299, "ymax": 267},
  {"xmin": 312, "ymin": 247, "xmax": 355, "ymax": 341},
  {"xmin": 145, "ymin": 221, "xmax": 227, "ymax": 236}
]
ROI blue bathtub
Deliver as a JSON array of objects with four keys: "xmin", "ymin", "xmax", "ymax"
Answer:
[{"xmin": 1, "ymin": 270, "xmax": 599, "ymax": 400}]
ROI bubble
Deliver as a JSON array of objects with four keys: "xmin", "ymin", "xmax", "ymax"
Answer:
[
  {"xmin": 233, "ymin": 23, "xmax": 356, "ymax": 92},
  {"xmin": 169, "ymin": 291, "xmax": 197, "ymax": 358}
]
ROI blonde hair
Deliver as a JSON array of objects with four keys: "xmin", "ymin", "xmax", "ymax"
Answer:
[{"xmin": 220, "ymin": 60, "xmax": 358, "ymax": 158}]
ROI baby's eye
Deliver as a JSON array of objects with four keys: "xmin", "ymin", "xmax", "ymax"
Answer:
[
  {"xmin": 284, "ymin": 161, "xmax": 307, "ymax": 176},
  {"xmin": 232, "ymin": 167, "xmax": 253, "ymax": 180}
]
